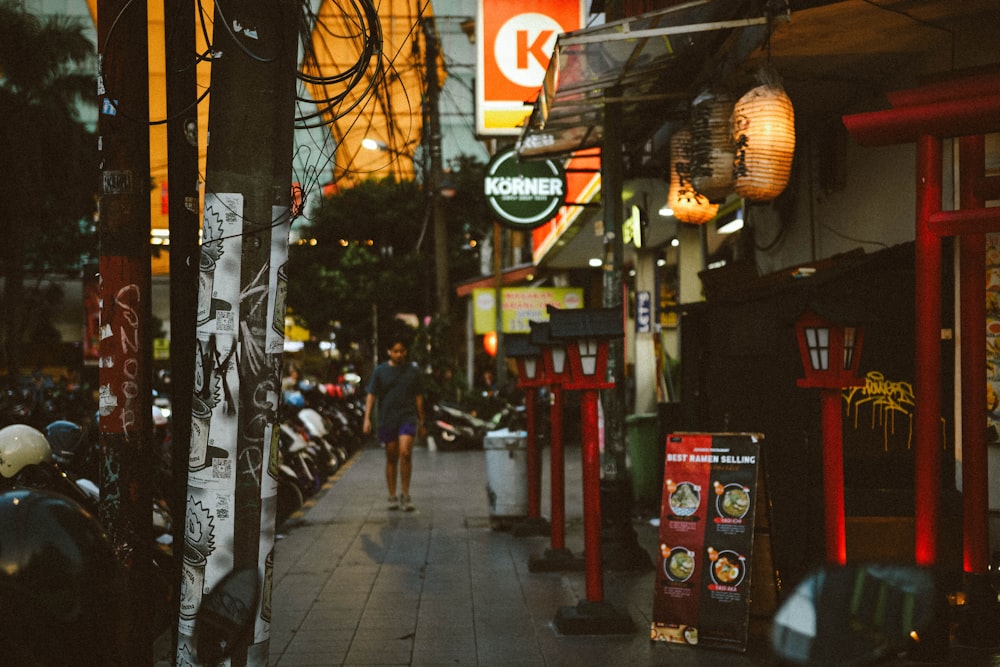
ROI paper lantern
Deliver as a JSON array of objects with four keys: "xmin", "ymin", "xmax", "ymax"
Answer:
[
  {"xmin": 483, "ymin": 331, "xmax": 498, "ymax": 356},
  {"xmin": 668, "ymin": 127, "xmax": 720, "ymax": 225},
  {"xmin": 690, "ymin": 89, "xmax": 735, "ymax": 202},
  {"xmin": 732, "ymin": 84, "xmax": 796, "ymax": 201}
]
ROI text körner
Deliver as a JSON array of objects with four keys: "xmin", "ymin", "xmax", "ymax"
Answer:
[{"xmin": 485, "ymin": 176, "xmax": 564, "ymax": 197}]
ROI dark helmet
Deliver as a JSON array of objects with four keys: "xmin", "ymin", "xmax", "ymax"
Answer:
[
  {"xmin": 0, "ymin": 488, "xmax": 123, "ymax": 666},
  {"xmin": 43, "ymin": 420, "xmax": 85, "ymax": 466}
]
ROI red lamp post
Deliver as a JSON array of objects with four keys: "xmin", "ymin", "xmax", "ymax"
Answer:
[
  {"xmin": 505, "ymin": 333, "xmax": 550, "ymax": 537},
  {"xmin": 549, "ymin": 307, "xmax": 633, "ymax": 634},
  {"xmin": 526, "ymin": 320, "xmax": 583, "ymax": 571},
  {"xmin": 794, "ymin": 309, "xmax": 866, "ymax": 565}
]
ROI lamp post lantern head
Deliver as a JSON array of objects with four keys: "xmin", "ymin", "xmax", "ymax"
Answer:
[
  {"xmin": 795, "ymin": 309, "xmax": 865, "ymax": 389},
  {"xmin": 505, "ymin": 333, "xmax": 547, "ymax": 388},
  {"xmin": 548, "ymin": 307, "xmax": 623, "ymax": 390},
  {"xmin": 530, "ymin": 320, "xmax": 572, "ymax": 386}
]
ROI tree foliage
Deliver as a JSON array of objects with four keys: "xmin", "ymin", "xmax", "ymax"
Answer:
[
  {"xmin": 288, "ymin": 177, "xmax": 428, "ymax": 354},
  {"xmin": 0, "ymin": 1, "xmax": 97, "ymax": 374},
  {"xmin": 287, "ymin": 157, "xmax": 491, "ymax": 375}
]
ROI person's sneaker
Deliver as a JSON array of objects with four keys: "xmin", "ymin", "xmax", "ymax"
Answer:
[
  {"xmin": 400, "ymin": 494, "xmax": 414, "ymax": 512},
  {"xmin": 387, "ymin": 495, "xmax": 399, "ymax": 510}
]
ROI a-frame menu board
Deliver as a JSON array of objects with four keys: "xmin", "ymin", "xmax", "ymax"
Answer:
[{"xmin": 651, "ymin": 432, "xmax": 766, "ymax": 652}]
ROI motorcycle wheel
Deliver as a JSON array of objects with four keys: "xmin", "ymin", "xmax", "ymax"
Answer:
[
  {"xmin": 435, "ymin": 428, "xmax": 462, "ymax": 451},
  {"xmin": 276, "ymin": 478, "xmax": 304, "ymax": 528}
]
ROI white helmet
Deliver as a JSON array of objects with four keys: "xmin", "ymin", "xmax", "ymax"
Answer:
[{"xmin": 0, "ymin": 424, "xmax": 53, "ymax": 479}]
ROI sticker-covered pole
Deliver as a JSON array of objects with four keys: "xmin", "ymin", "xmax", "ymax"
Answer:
[
  {"xmin": 96, "ymin": 0, "xmax": 153, "ymax": 661},
  {"xmin": 175, "ymin": 2, "xmax": 297, "ymax": 664}
]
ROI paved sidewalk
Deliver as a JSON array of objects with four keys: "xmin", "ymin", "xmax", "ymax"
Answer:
[{"xmin": 264, "ymin": 441, "xmax": 774, "ymax": 666}]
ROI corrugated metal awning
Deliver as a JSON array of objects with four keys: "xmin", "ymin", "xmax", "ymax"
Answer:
[{"xmin": 516, "ymin": 0, "xmax": 780, "ymax": 159}]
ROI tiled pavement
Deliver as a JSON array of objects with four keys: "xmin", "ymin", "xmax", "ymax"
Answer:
[
  {"xmin": 152, "ymin": 438, "xmax": 1000, "ymax": 666},
  {"xmin": 260, "ymin": 441, "xmax": 776, "ymax": 666}
]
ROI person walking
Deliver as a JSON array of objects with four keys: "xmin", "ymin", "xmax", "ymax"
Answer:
[{"xmin": 363, "ymin": 336, "xmax": 425, "ymax": 511}]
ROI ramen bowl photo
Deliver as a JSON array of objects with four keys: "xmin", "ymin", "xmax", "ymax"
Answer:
[
  {"xmin": 717, "ymin": 484, "xmax": 750, "ymax": 519},
  {"xmin": 709, "ymin": 550, "xmax": 745, "ymax": 587},
  {"xmin": 668, "ymin": 482, "xmax": 701, "ymax": 517},
  {"xmin": 665, "ymin": 547, "xmax": 696, "ymax": 582}
]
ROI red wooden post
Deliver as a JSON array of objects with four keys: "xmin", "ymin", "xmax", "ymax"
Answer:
[
  {"xmin": 548, "ymin": 307, "xmax": 633, "ymax": 634},
  {"xmin": 821, "ymin": 389, "xmax": 847, "ymax": 565},
  {"xmin": 795, "ymin": 309, "xmax": 865, "ymax": 565},
  {"xmin": 524, "ymin": 386, "xmax": 540, "ymax": 519},
  {"xmin": 505, "ymin": 333, "xmax": 550, "ymax": 537},
  {"xmin": 527, "ymin": 321, "xmax": 578, "ymax": 568},
  {"xmin": 914, "ymin": 134, "xmax": 943, "ymax": 566},
  {"xmin": 580, "ymin": 389, "xmax": 604, "ymax": 601},
  {"xmin": 550, "ymin": 384, "xmax": 566, "ymax": 551},
  {"xmin": 959, "ymin": 134, "xmax": 989, "ymax": 575}
]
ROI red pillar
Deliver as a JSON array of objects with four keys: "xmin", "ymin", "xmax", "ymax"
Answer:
[
  {"xmin": 580, "ymin": 389, "xmax": 604, "ymax": 602},
  {"xmin": 821, "ymin": 389, "xmax": 847, "ymax": 565},
  {"xmin": 914, "ymin": 133, "xmax": 943, "ymax": 566},
  {"xmin": 525, "ymin": 387, "xmax": 541, "ymax": 519},
  {"xmin": 959, "ymin": 134, "xmax": 989, "ymax": 574},
  {"xmin": 550, "ymin": 385, "xmax": 566, "ymax": 551}
]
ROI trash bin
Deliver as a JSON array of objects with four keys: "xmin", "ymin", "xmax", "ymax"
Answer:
[
  {"xmin": 626, "ymin": 413, "xmax": 661, "ymax": 511},
  {"xmin": 484, "ymin": 428, "xmax": 528, "ymax": 529}
]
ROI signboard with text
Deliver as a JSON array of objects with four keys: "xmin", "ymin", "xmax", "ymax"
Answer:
[
  {"xmin": 651, "ymin": 433, "xmax": 764, "ymax": 652},
  {"xmin": 472, "ymin": 287, "xmax": 583, "ymax": 334},
  {"xmin": 484, "ymin": 148, "xmax": 566, "ymax": 229},
  {"xmin": 476, "ymin": 0, "xmax": 586, "ymax": 136}
]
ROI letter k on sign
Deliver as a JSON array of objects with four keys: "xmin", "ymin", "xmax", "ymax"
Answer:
[
  {"xmin": 518, "ymin": 29, "xmax": 554, "ymax": 69},
  {"xmin": 495, "ymin": 13, "xmax": 562, "ymax": 88}
]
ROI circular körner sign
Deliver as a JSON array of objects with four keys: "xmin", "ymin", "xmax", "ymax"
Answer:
[{"xmin": 484, "ymin": 148, "xmax": 566, "ymax": 229}]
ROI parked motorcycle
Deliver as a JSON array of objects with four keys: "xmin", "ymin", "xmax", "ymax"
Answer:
[
  {"xmin": 0, "ymin": 422, "xmax": 176, "ymax": 645},
  {"xmin": 0, "ymin": 486, "xmax": 123, "ymax": 666},
  {"xmin": 430, "ymin": 399, "xmax": 525, "ymax": 451},
  {"xmin": 0, "ymin": 486, "xmax": 259, "ymax": 666}
]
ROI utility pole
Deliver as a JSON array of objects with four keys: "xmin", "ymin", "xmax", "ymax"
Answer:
[
  {"xmin": 423, "ymin": 18, "xmax": 450, "ymax": 317},
  {"xmin": 96, "ymin": 0, "xmax": 154, "ymax": 663},
  {"xmin": 600, "ymin": 0, "xmax": 650, "ymax": 571},
  {"xmin": 164, "ymin": 0, "xmax": 199, "ymax": 653},
  {"xmin": 175, "ymin": 1, "xmax": 297, "ymax": 665}
]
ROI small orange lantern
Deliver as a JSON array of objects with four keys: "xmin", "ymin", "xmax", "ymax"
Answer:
[
  {"xmin": 668, "ymin": 126, "xmax": 720, "ymax": 225},
  {"xmin": 483, "ymin": 331, "xmax": 498, "ymax": 357}
]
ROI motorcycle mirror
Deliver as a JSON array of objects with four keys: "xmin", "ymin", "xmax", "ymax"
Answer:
[
  {"xmin": 771, "ymin": 563, "xmax": 937, "ymax": 665},
  {"xmin": 194, "ymin": 567, "xmax": 261, "ymax": 664}
]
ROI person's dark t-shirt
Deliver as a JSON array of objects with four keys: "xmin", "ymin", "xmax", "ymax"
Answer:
[{"xmin": 366, "ymin": 362, "xmax": 422, "ymax": 429}]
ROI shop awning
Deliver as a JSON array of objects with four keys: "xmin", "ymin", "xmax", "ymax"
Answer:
[
  {"xmin": 454, "ymin": 264, "xmax": 538, "ymax": 298},
  {"xmin": 516, "ymin": 0, "xmax": 777, "ymax": 160}
]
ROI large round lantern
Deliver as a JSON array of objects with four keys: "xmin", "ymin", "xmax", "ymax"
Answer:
[
  {"xmin": 731, "ymin": 83, "xmax": 796, "ymax": 201},
  {"xmin": 690, "ymin": 89, "xmax": 735, "ymax": 202},
  {"xmin": 668, "ymin": 126, "xmax": 719, "ymax": 225}
]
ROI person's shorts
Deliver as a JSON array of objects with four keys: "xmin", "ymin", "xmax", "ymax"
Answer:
[{"xmin": 378, "ymin": 422, "xmax": 417, "ymax": 444}]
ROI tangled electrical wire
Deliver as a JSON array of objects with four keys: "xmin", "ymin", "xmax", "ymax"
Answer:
[{"xmin": 99, "ymin": 0, "xmax": 433, "ymax": 226}]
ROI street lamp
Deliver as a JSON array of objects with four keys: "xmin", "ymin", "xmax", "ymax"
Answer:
[
  {"xmin": 505, "ymin": 334, "xmax": 549, "ymax": 537},
  {"xmin": 360, "ymin": 137, "xmax": 419, "ymax": 181},
  {"xmin": 794, "ymin": 308, "xmax": 866, "ymax": 565},
  {"xmin": 548, "ymin": 307, "xmax": 633, "ymax": 635},
  {"xmin": 525, "ymin": 319, "xmax": 583, "ymax": 573}
]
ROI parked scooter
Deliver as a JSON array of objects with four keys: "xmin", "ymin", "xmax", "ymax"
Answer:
[
  {"xmin": 0, "ymin": 486, "xmax": 259, "ymax": 666},
  {"xmin": 0, "ymin": 487, "xmax": 123, "ymax": 666},
  {"xmin": 0, "ymin": 422, "xmax": 177, "ymax": 635},
  {"xmin": 429, "ymin": 399, "xmax": 525, "ymax": 450}
]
